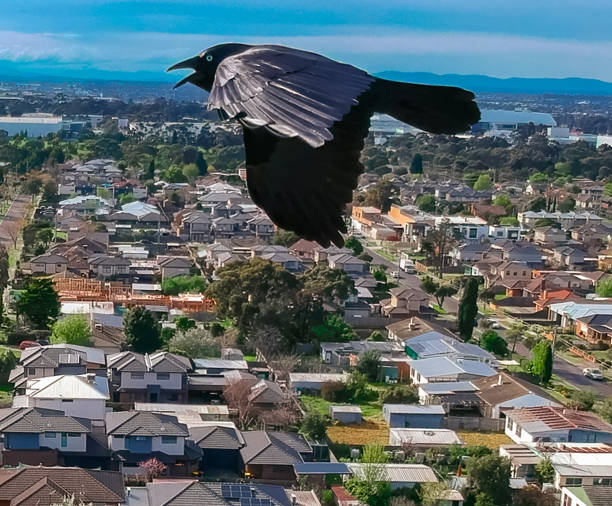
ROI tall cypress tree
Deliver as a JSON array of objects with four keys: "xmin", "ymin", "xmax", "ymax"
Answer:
[{"xmin": 458, "ymin": 277, "xmax": 478, "ymax": 341}]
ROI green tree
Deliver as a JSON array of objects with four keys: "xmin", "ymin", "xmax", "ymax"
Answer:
[
  {"xmin": 345, "ymin": 236, "xmax": 364, "ymax": 256},
  {"xmin": 473, "ymin": 174, "xmax": 493, "ymax": 190},
  {"xmin": 416, "ymin": 194, "xmax": 436, "ymax": 212},
  {"xmin": 312, "ymin": 314, "xmax": 356, "ymax": 342},
  {"xmin": 458, "ymin": 277, "xmax": 478, "ymax": 340},
  {"xmin": 0, "ymin": 349, "xmax": 18, "ymax": 384},
  {"xmin": 123, "ymin": 307, "xmax": 161, "ymax": 353},
  {"xmin": 119, "ymin": 193, "xmax": 135, "ymax": 205},
  {"xmin": 362, "ymin": 180, "xmax": 394, "ymax": 212},
  {"xmin": 161, "ymin": 275, "xmax": 206, "ymax": 295},
  {"xmin": 300, "ymin": 412, "xmax": 327, "ymax": 441},
  {"xmin": 528, "ymin": 196, "xmax": 547, "ymax": 212},
  {"xmin": 168, "ymin": 327, "xmax": 221, "ymax": 358},
  {"xmin": 480, "ymin": 330, "xmax": 509, "ymax": 356},
  {"xmin": 600, "ymin": 397, "xmax": 612, "ymax": 423},
  {"xmin": 345, "ymin": 443, "xmax": 390, "ymax": 506},
  {"xmin": 419, "ymin": 482, "xmax": 450, "ymax": 506},
  {"xmin": 272, "ymin": 229, "xmax": 299, "ymax": 247},
  {"xmin": 378, "ymin": 384, "xmax": 418, "ymax": 404},
  {"xmin": 17, "ymin": 278, "xmax": 60, "ymax": 329},
  {"xmin": 558, "ymin": 197, "xmax": 576, "ymax": 212},
  {"xmin": 42, "ymin": 180, "xmax": 58, "ymax": 202},
  {"xmin": 23, "ymin": 176, "xmax": 43, "ymax": 195},
  {"xmin": 182, "ymin": 163, "xmax": 200, "ymax": 183},
  {"xmin": 499, "ymin": 216, "xmax": 519, "ymax": 226},
  {"xmin": 596, "ymin": 277, "xmax": 612, "ymax": 297},
  {"xmin": 474, "ymin": 493, "xmax": 496, "ymax": 506},
  {"xmin": 567, "ymin": 389, "xmax": 596, "ymax": 411},
  {"xmin": 466, "ymin": 454, "xmax": 512, "ymax": 506},
  {"xmin": 535, "ymin": 458, "xmax": 555, "ymax": 484},
  {"xmin": 162, "ymin": 165, "xmax": 188, "ymax": 183},
  {"xmin": 529, "ymin": 172, "xmax": 548, "ymax": 183},
  {"xmin": 410, "ymin": 153, "xmax": 423, "ymax": 174},
  {"xmin": 300, "ymin": 265, "xmax": 355, "ymax": 302},
  {"xmin": 174, "ymin": 316, "xmax": 196, "ymax": 333},
  {"xmin": 50, "ymin": 315, "xmax": 91, "ymax": 346},
  {"xmin": 506, "ymin": 322, "xmax": 527, "ymax": 353},
  {"xmin": 493, "ymin": 194, "xmax": 513, "ymax": 214},
  {"xmin": 356, "ymin": 350, "xmax": 381, "ymax": 382},
  {"xmin": 531, "ymin": 341, "xmax": 553, "ymax": 384}
]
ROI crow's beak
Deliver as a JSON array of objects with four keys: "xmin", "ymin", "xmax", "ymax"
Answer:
[{"xmin": 167, "ymin": 56, "xmax": 200, "ymax": 89}]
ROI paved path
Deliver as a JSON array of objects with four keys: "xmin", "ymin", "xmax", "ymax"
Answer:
[{"xmin": 0, "ymin": 195, "xmax": 30, "ymax": 249}]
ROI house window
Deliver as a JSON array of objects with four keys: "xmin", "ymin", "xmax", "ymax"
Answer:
[
  {"xmin": 67, "ymin": 433, "xmax": 80, "ymax": 437},
  {"xmin": 114, "ymin": 435, "xmax": 124, "ymax": 439},
  {"xmin": 469, "ymin": 228, "xmax": 477, "ymax": 238},
  {"xmin": 45, "ymin": 432, "xmax": 57, "ymax": 438},
  {"xmin": 507, "ymin": 419, "xmax": 514, "ymax": 431},
  {"xmin": 594, "ymin": 478, "xmax": 612, "ymax": 486},
  {"xmin": 516, "ymin": 425, "xmax": 522, "ymax": 437},
  {"xmin": 157, "ymin": 373, "xmax": 170, "ymax": 380},
  {"xmin": 161, "ymin": 436, "xmax": 177, "ymax": 444},
  {"xmin": 27, "ymin": 368, "xmax": 36, "ymax": 376},
  {"xmin": 565, "ymin": 478, "xmax": 582, "ymax": 486},
  {"xmin": 61, "ymin": 399, "xmax": 73, "ymax": 403},
  {"xmin": 506, "ymin": 271, "xmax": 510, "ymax": 275},
  {"xmin": 131, "ymin": 372, "xmax": 145, "ymax": 379}
]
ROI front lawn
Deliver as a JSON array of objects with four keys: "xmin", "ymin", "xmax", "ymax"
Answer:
[
  {"xmin": 457, "ymin": 431, "xmax": 512, "ymax": 449},
  {"xmin": 494, "ymin": 294, "xmax": 508, "ymax": 301},
  {"xmin": 300, "ymin": 394, "xmax": 383, "ymax": 420}
]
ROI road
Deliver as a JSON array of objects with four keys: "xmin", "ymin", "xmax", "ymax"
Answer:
[
  {"xmin": 502, "ymin": 332, "xmax": 612, "ymax": 398},
  {"xmin": 0, "ymin": 195, "xmax": 31, "ymax": 249},
  {"xmin": 364, "ymin": 246, "xmax": 459, "ymax": 313}
]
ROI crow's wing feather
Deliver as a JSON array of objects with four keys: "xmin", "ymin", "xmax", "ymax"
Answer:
[
  {"xmin": 243, "ymin": 101, "xmax": 372, "ymax": 247},
  {"xmin": 209, "ymin": 46, "xmax": 375, "ymax": 148}
]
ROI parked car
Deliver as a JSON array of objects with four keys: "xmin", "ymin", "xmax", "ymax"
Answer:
[
  {"xmin": 583, "ymin": 368, "xmax": 604, "ymax": 381},
  {"xmin": 491, "ymin": 321, "xmax": 505, "ymax": 330},
  {"xmin": 19, "ymin": 340, "xmax": 41, "ymax": 350},
  {"xmin": 390, "ymin": 271, "xmax": 400, "ymax": 279},
  {"xmin": 37, "ymin": 339, "xmax": 50, "ymax": 346}
]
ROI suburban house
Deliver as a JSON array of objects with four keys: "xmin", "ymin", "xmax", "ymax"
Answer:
[
  {"xmin": 561, "ymin": 486, "xmax": 612, "ymax": 506},
  {"xmin": 504, "ymin": 406, "xmax": 612, "ymax": 444},
  {"xmin": 534, "ymin": 226, "xmax": 567, "ymax": 244},
  {"xmin": 107, "ymin": 351, "xmax": 192, "ymax": 407},
  {"xmin": 248, "ymin": 214, "xmax": 275, "ymax": 239},
  {"xmin": 10, "ymin": 344, "xmax": 106, "ymax": 393},
  {"xmin": 320, "ymin": 341, "xmax": 405, "ymax": 367},
  {"xmin": 12, "ymin": 374, "xmax": 110, "ymax": 420},
  {"xmin": 106, "ymin": 411, "xmax": 202, "ymax": 476},
  {"xmin": 140, "ymin": 481, "xmax": 295, "ymax": 506},
  {"xmin": 88, "ymin": 256, "xmax": 131, "ymax": 279},
  {"xmin": 174, "ymin": 210, "xmax": 212, "ymax": 242},
  {"xmin": 404, "ymin": 331, "xmax": 496, "ymax": 365},
  {"xmin": 157, "ymin": 256, "xmax": 192, "ymax": 280},
  {"xmin": 473, "ymin": 372, "xmax": 560, "ymax": 418},
  {"xmin": 417, "ymin": 381, "xmax": 479, "ymax": 407},
  {"xmin": 407, "ymin": 357, "xmax": 497, "ymax": 384},
  {"xmin": 382, "ymin": 404, "xmax": 446, "ymax": 428},
  {"xmin": 386, "ymin": 317, "xmax": 455, "ymax": 342},
  {"xmin": 240, "ymin": 431, "xmax": 313, "ymax": 481},
  {"xmin": 288, "ymin": 373, "xmax": 349, "ymax": 393},
  {"xmin": 0, "ymin": 466, "xmax": 125, "ymax": 506},
  {"xmin": 29, "ymin": 253, "xmax": 69, "ymax": 274},
  {"xmin": 327, "ymin": 254, "xmax": 369, "ymax": 276},
  {"xmin": 381, "ymin": 287, "xmax": 432, "ymax": 318},
  {"xmin": 0, "ymin": 407, "xmax": 113, "ymax": 469},
  {"xmin": 189, "ymin": 423, "xmax": 245, "ymax": 474},
  {"xmin": 553, "ymin": 246, "xmax": 587, "ymax": 268}
]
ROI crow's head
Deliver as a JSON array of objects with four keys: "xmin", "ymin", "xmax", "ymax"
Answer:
[{"xmin": 167, "ymin": 43, "xmax": 251, "ymax": 91}]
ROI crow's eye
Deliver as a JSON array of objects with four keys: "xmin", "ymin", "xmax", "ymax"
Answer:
[{"xmin": 206, "ymin": 55, "xmax": 213, "ymax": 62}]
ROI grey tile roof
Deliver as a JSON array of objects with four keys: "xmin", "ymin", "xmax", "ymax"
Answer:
[
  {"xmin": 107, "ymin": 351, "xmax": 191, "ymax": 373},
  {"xmin": 0, "ymin": 408, "xmax": 90, "ymax": 434},
  {"xmin": 106, "ymin": 411, "xmax": 188, "ymax": 437},
  {"xmin": 189, "ymin": 425, "xmax": 244, "ymax": 450},
  {"xmin": 146, "ymin": 481, "xmax": 291, "ymax": 506},
  {"xmin": 240, "ymin": 431, "xmax": 312, "ymax": 466}
]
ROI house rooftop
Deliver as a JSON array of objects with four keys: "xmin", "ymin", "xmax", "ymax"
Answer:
[
  {"xmin": 383, "ymin": 404, "xmax": 445, "ymax": 415},
  {"xmin": 389, "ymin": 428, "xmax": 463, "ymax": 446},
  {"xmin": 505, "ymin": 406, "xmax": 612, "ymax": 434},
  {"xmin": 407, "ymin": 356, "xmax": 497, "ymax": 378},
  {"xmin": 347, "ymin": 463, "xmax": 437, "ymax": 484}
]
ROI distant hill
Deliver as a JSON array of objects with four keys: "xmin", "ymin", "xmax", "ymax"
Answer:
[{"xmin": 375, "ymin": 71, "xmax": 612, "ymax": 96}]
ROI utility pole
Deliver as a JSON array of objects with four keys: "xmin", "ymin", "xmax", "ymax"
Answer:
[{"xmin": 551, "ymin": 326, "xmax": 558, "ymax": 356}]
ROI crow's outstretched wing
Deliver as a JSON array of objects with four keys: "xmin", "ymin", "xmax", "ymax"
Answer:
[
  {"xmin": 208, "ymin": 45, "xmax": 375, "ymax": 148},
  {"xmin": 243, "ymin": 102, "xmax": 372, "ymax": 247}
]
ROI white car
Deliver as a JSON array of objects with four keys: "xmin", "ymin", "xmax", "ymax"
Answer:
[
  {"xmin": 583, "ymin": 368, "xmax": 604, "ymax": 381},
  {"xmin": 390, "ymin": 271, "xmax": 400, "ymax": 279},
  {"xmin": 491, "ymin": 321, "xmax": 504, "ymax": 330}
]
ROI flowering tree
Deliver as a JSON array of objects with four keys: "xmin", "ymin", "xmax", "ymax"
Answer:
[{"xmin": 138, "ymin": 457, "xmax": 167, "ymax": 481}]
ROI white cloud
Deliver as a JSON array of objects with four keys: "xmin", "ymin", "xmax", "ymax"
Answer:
[{"xmin": 1, "ymin": 29, "xmax": 612, "ymax": 80}]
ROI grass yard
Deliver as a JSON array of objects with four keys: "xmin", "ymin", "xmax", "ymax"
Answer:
[
  {"xmin": 494, "ymin": 294, "xmax": 509, "ymax": 301},
  {"xmin": 300, "ymin": 395, "xmax": 384, "ymax": 421},
  {"xmin": 243, "ymin": 355, "xmax": 257, "ymax": 363},
  {"xmin": 457, "ymin": 431, "xmax": 512, "ymax": 449},
  {"xmin": 327, "ymin": 419, "xmax": 389, "ymax": 445},
  {"xmin": 0, "ymin": 384, "xmax": 13, "ymax": 407},
  {"xmin": 432, "ymin": 305, "xmax": 447, "ymax": 315}
]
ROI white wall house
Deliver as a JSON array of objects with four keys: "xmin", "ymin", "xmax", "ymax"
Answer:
[{"xmin": 13, "ymin": 374, "xmax": 109, "ymax": 420}]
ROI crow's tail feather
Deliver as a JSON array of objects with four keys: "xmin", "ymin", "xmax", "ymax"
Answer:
[{"xmin": 371, "ymin": 78, "xmax": 481, "ymax": 134}]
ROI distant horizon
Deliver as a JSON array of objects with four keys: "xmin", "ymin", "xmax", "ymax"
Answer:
[{"xmin": 2, "ymin": 1, "xmax": 612, "ymax": 82}]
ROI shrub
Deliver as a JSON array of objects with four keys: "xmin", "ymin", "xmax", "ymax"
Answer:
[
  {"xmin": 300, "ymin": 412, "xmax": 328, "ymax": 441},
  {"xmin": 321, "ymin": 381, "xmax": 350, "ymax": 402},
  {"xmin": 378, "ymin": 385, "xmax": 419, "ymax": 404},
  {"xmin": 321, "ymin": 490, "xmax": 334, "ymax": 506}
]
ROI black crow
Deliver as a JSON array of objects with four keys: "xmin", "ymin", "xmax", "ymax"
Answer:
[{"xmin": 168, "ymin": 44, "xmax": 480, "ymax": 247}]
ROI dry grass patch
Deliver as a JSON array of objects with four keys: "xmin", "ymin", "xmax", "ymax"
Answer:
[
  {"xmin": 457, "ymin": 430, "xmax": 513, "ymax": 449},
  {"xmin": 326, "ymin": 419, "xmax": 389, "ymax": 445}
]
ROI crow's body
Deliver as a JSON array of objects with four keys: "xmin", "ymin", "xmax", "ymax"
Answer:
[{"xmin": 169, "ymin": 44, "xmax": 480, "ymax": 247}]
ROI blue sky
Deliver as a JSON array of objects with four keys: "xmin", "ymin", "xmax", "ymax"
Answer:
[{"xmin": 2, "ymin": 0, "xmax": 612, "ymax": 81}]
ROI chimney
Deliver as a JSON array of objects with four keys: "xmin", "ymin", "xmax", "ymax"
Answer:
[
  {"xmin": 291, "ymin": 494, "xmax": 297, "ymax": 506},
  {"xmin": 498, "ymin": 374, "xmax": 503, "ymax": 386}
]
